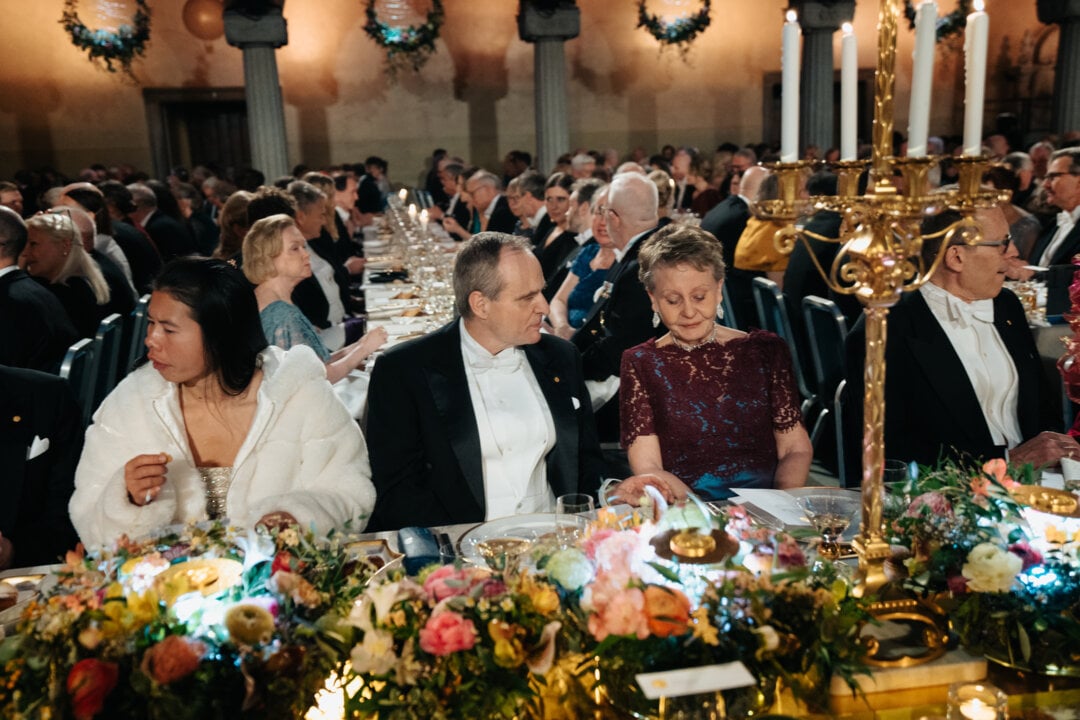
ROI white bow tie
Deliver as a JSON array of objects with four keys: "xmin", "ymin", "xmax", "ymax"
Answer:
[
  {"xmin": 947, "ymin": 296, "xmax": 994, "ymax": 327},
  {"xmin": 1059, "ymin": 211, "xmax": 1075, "ymax": 230},
  {"xmin": 468, "ymin": 351, "xmax": 523, "ymax": 375}
]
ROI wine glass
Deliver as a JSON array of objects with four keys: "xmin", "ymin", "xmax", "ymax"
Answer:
[
  {"xmin": 474, "ymin": 536, "xmax": 533, "ymax": 576},
  {"xmin": 556, "ymin": 493, "xmax": 595, "ymax": 548},
  {"xmin": 794, "ymin": 491, "xmax": 862, "ymax": 559}
]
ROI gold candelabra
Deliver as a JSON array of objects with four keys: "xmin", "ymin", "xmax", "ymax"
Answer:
[{"xmin": 754, "ymin": 0, "xmax": 1007, "ymax": 599}]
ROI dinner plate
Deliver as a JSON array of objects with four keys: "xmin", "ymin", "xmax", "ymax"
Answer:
[
  {"xmin": 457, "ymin": 513, "xmax": 568, "ymax": 565},
  {"xmin": 0, "ymin": 570, "xmax": 59, "ymax": 634}
]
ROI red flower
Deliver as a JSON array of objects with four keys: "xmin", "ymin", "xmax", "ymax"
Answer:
[
  {"xmin": 66, "ymin": 658, "xmax": 119, "ymax": 719},
  {"xmin": 1008, "ymin": 541, "xmax": 1043, "ymax": 570},
  {"xmin": 141, "ymin": 635, "xmax": 205, "ymax": 685},
  {"xmin": 642, "ymin": 585, "xmax": 691, "ymax": 638},
  {"xmin": 271, "ymin": 551, "xmax": 295, "ymax": 575},
  {"xmin": 946, "ymin": 574, "xmax": 969, "ymax": 594}
]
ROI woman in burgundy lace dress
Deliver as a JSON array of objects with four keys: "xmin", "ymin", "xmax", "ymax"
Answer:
[{"xmin": 620, "ymin": 224, "xmax": 812, "ymax": 500}]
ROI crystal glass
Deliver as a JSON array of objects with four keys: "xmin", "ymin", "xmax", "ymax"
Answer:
[
  {"xmin": 947, "ymin": 682, "xmax": 1007, "ymax": 720},
  {"xmin": 556, "ymin": 493, "xmax": 595, "ymax": 547},
  {"xmin": 794, "ymin": 491, "xmax": 862, "ymax": 559}
]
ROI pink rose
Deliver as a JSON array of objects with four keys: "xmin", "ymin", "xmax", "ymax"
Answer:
[
  {"xmin": 581, "ymin": 529, "xmax": 616, "ymax": 560},
  {"xmin": 776, "ymin": 539, "xmax": 806, "ymax": 569},
  {"xmin": 419, "ymin": 611, "xmax": 478, "ymax": 655},
  {"xmin": 592, "ymin": 532, "xmax": 643, "ymax": 590},
  {"xmin": 905, "ymin": 492, "xmax": 952, "ymax": 519},
  {"xmin": 946, "ymin": 574, "xmax": 969, "ymax": 594},
  {"xmin": 1008, "ymin": 541, "xmax": 1043, "ymax": 570},
  {"xmin": 423, "ymin": 565, "xmax": 469, "ymax": 601},
  {"xmin": 587, "ymin": 587, "xmax": 649, "ymax": 642}
]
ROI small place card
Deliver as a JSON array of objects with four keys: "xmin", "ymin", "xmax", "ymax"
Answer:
[{"xmin": 635, "ymin": 662, "xmax": 756, "ymax": 700}]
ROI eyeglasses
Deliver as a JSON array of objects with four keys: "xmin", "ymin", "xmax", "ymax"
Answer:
[
  {"xmin": 970, "ymin": 233, "xmax": 1012, "ymax": 252},
  {"xmin": 1046, "ymin": 171, "xmax": 1080, "ymax": 181}
]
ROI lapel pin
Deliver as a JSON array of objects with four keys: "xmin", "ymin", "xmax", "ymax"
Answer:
[
  {"xmin": 12, "ymin": 415, "xmax": 21, "ymax": 423},
  {"xmin": 553, "ymin": 377, "xmax": 560, "ymax": 383}
]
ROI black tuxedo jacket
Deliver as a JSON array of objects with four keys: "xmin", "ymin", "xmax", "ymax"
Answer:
[
  {"xmin": 1029, "ymin": 220, "xmax": 1080, "ymax": 268},
  {"xmin": 0, "ymin": 366, "xmax": 81, "ymax": 568},
  {"xmin": 308, "ymin": 229, "xmax": 355, "ymax": 311},
  {"xmin": 144, "ymin": 212, "xmax": 196, "ymax": 262},
  {"xmin": 572, "ymin": 228, "xmax": 664, "ymax": 382},
  {"xmin": 701, "ymin": 195, "xmax": 749, "ymax": 270},
  {"xmin": 535, "ymin": 231, "xmax": 579, "ymax": 285},
  {"xmin": 1029, "ymin": 221, "xmax": 1080, "ymax": 314},
  {"xmin": 91, "ymin": 250, "xmax": 137, "ymax": 320},
  {"xmin": 366, "ymin": 321, "xmax": 604, "ymax": 531},
  {"xmin": 111, "ymin": 220, "xmax": 162, "ymax": 295},
  {"xmin": 486, "ymin": 196, "xmax": 518, "ymax": 235},
  {"xmin": 0, "ymin": 269, "xmax": 79, "ymax": 372},
  {"xmin": 843, "ymin": 289, "xmax": 1056, "ymax": 485}
]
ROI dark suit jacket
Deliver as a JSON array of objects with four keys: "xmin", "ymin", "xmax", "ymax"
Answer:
[
  {"xmin": 0, "ymin": 268, "xmax": 79, "ymax": 372},
  {"xmin": 485, "ymin": 196, "xmax": 518, "ymax": 235},
  {"xmin": 1028, "ymin": 221, "xmax": 1080, "ymax": 314},
  {"xmin": 572, "ymin": 228, "xmax": 664, "ymax": 382},
  {"xmin": 0, "ymin": 366, "xmax": 81, "ymax": 568},
  {"xmin": 366, "ymin": 321, "xmax": 605, "ymax": 531},
  {"xmin": 700, "ymin": 196, "xmax": 760, "ymax": 330},
  {"xmin": 535, "ymin": 231, "xmax": 579, "ymax": 285},
  {"xmin": 111, "ymin": 220, "xmax": 162, "ymax": 295},
  {"xmin": 308, "ymin": 229, "xmax": 356, "ymax": 311},
  {"xmin": 144, "ymin": 212, "xmax": 196, "ymax": 263},
  {"xmin": 843, "ymin": 289, "xmax": 1057, "ymax": 485},
  {"xmin": 91, "ymin": 250, "xmax": 137, "ymax": 320}
]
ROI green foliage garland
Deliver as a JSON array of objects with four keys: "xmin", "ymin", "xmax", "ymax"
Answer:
[
  {"xmin": 637, "ymin": 0, "xmax": 712, "ymax": 51},
  {"xmin": 904, "ymin": 0, "xmax": 972, "ymax": 43},
  {"xmin": 363, "ymin": 0, "xmax": 444, "ymax": 75},
  {"xmin": 60, "ymin": 0, "xmax": 151, "ymax": 75}
]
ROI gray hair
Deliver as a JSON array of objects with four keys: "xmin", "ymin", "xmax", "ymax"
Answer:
[
  {"xmin": 517, "ymin": 170, "xmax": 546, "ymax": 200},
  {"xmin": 26, "ymin": 209, "xmax": 109, "ymax": 304},
  {"xmin": 571, "ymin": 153, "xmax": 595, "ymax": 171},
  {"xmin": 1003, "ymin": 152, "xmax": 1033, "ymax": 173},
  {"xmin": 467, "ymin": 170, "xmax": 501, "ymax": 192},
  {"xmin": 453, "ymin": 232, "xmax": 534, "ymax": 319},
  {"xmin": 286, "ymin": 180, "xmax": 326, "ymax": 212},
  {"xmin": 608, "ymin": 171, "xmax": 659, "ymax": 223},
  {"xmin": 1051, "ymin": 147, "xmax": 1080, "ymax": 173},
  {"xmin": 127, "ymin": 183, "xmax": 157, "ymax": 209}
]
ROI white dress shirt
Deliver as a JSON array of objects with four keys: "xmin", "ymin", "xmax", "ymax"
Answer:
[
  {"xmin": 1037, "ymin": 205, "xmax": 1080, "ymax": 267},
  {"xmin": 308, "ymin": 243, "xmax": 346, "ymax": 351},
  {"xmin": 460, "ymin": 321, "xmax": 556, "ymax": 520},
  {"xmin": 530, "ymin": 205, "xmax": 548, "ymax": 230},
  {"xmin": 920, "ymin": 282, "xmax": 1022, "ymax": 448}
]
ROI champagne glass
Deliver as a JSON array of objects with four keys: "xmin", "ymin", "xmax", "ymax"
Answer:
[
  {"xmin": 475, "ymin": 536, "xmax": 533, "ymax": 576},
  {"xmin": 556, "ymin": 493, "xmax": 595, "ymax": 548},
  {"xmin": 795, "ymin": 491, "xmax": 862, "ymax": 559}
]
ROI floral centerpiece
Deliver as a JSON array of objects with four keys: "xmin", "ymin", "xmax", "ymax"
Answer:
[
  {"xmin": 883, "ymin": 459, "xmax": 1080, "ymax": 674},
  {"xmin": 342, "ymin": 504, "xmax": 873, "ymax": 718},
  {"xmin": 0, "ymin": 522, "xmax": 377, "ymax": 719}
]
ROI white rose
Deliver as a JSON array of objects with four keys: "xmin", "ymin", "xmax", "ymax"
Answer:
[
  {"xmin": 350, "ymin": 628, "xmax": 398, "ymax": 675},
  {"xmin": 755, "ymin": 624, "xmax": 780, "ymax": 651},
  {"xmin": 962, "ymin": 543, "xmax": 1022, "ymax": 593}
]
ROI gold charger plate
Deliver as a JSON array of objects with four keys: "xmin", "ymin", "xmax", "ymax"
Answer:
[
  {"xmin": 154, "ymin": 558, "xmax": 244, "ymax": 604},
  {"xmin": 1011, "ymin": 485, "xmax": 1080, "ymax": 518}
]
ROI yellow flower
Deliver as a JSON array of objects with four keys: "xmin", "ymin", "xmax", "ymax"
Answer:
[
  {"xmin": 77, "ymin": 625, "xmax": 104, "ymax": 650},
  {"xmin": 387, "ymin": 609, "xmax": 407, "ymax": 628},
  {"xmin": 104, "ymin": 582, "xmax": 124, "ymax": 601},
  {"xmin": 499, "ymin": 598, "xmax": 515, "ymax": 613},
  {"xmin": 488, "ymin": 620, "xmax": 525, "ymax": 668},
  {"xmin": 126, "ymin": 590, "xmax": 161, "ymax": 626},
  {"xmin": 521, "ymin": 577, "xmax": 560, "ymax": 616},
  {"xmin": 691, "ymin": 607, "xmax": 719, "ymax": 646}
]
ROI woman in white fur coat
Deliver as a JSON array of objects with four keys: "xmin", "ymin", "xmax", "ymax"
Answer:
[{"xmin": 70, "ymin": 258, "xmax": 376, "ymax": 549}]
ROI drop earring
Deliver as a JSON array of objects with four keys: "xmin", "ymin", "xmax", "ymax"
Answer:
[
  {"xmin": 716, "ymin": 301, "xmax": 724, "ymax": 320},
  {"xmin": 652, "ymin": 311, "xmax": 660, "ymax": 328}
]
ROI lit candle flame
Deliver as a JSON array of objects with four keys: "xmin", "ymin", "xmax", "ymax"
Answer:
[
  {"xmin": 842, "ymin": 22, "xmax": 853, "ymax": 34},
  {"xmin": 786, "ymin": 9, "xmax": 797, "ymax": 23},
  {"xmin": 973, "ymin": 0, "xmax": 984, "ymax": 11}
]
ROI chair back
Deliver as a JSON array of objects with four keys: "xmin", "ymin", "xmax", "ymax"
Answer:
[
  {"xmin": 127, "ymin": 294, "xmax": 151, "ymax": 375},
  {"xmin": 60, "ymin": 337, "xmax": 98, "ymax": 426},
  {"xmin": 93, "ymin": 313, "xmax": 124, "ymax": 411},
  {"xmin": 751, "ymin": 277, "xmax": 815, "ymax": 405},
  {"xmin": 718, "ymin": 288, "xmax": 737, "ymax": 329},
  {"xmin": 802, "ymin": 296, "xmax": 848, "ymax": 402}
]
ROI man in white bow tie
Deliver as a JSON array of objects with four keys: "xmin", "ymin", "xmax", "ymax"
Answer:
[
  {"xmin": 1027, "ymin": 148, "xmax": 1080, "ymax": 313},
  {"xmin": 366, "ymin": 233, "xmax": 675, "ymax": 531},
  {"xmin": 843, "ymin": 205, "xmax": 1076, "ymax": 486}
]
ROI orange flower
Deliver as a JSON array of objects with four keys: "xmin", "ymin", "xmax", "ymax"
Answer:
[
  {"xmin": 642, "ymin": 585, "xmax": 691, "ymax": 638},
  {"xmin": 982, "ymin": 458, "xmax": 1017, "ymax": 489},
  {"xmin": 141, "ymin": 635, "xmax": 205, "ymax": 685}
]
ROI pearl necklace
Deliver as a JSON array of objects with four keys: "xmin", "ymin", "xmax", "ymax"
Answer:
[{"xmin": 670, "ymin": 323, "xmax": 718, "ymax": 351}]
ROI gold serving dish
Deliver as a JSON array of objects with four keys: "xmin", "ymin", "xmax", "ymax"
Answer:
[
  {"xmin": 154, "ymin": 558, "xmax": 244, "ymax": 604},
  {"xmin": 1011, "ymin": 485, "xmax": 1080, "ymax": 518}
]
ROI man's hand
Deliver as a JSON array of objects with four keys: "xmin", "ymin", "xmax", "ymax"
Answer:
[{"xmin": 1009, "ymin": 431, "xmax": 1080, "ymax": 469}]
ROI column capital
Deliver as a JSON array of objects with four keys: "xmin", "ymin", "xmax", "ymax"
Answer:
[
  {"xmin": 225, "ymin": 10, "xmax": 287, "ymax": 48},
  {"xmin": 518, "ymin": 1, "xmax": 580, "ymax": 42},
  {"xmin": 1038, "ymin": 0, "xmax": 1080, "ymax": 24},
  {"xmin": 788, "ymin": 0, "xmax": 856, "ymax": 32}
]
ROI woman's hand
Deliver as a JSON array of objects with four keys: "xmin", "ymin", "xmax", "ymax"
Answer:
[
  {"xmin": 125, "ymin": 453, "xmax": 170, "ymax": 506},
  {"xmin": 355, "ymin": 326, "xmax": 389, "ymax": 360},
  {"xmin": 606, "ymin": 472, "xmax": 691, "ymax": 506},
  {"xmin": 442, "ymin": 216, "xmax": 469, "ymax": 239},
  {"xmin": 257, "ymin": 512, "xmax": 298, "ymax": 531}
]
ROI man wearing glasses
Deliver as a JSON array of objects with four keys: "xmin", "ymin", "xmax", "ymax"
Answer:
[
  {"xmin": 844, "ymin": 205, "xmax": 1077, "ymax": 486},
  {"xmin": 1028, "ymin": 148, "xmax": 1080, "ymax": 313}
]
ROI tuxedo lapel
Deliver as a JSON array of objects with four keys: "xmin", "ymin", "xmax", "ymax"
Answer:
[
  {"xmin": 423, "ymin": 325, "xmax": 485, "ymax": 510},
  {"xmin": 901, "ymin": 294, "xmax": 996, "ymax": 451},
  {"xmin": 525, "ymin": 343, "xmax": 577, "ymax": 495},
  {"xmin": 994, "ymin": 293, "xmax": 1042, "ymax": 437},
  {"xmin": 0, "ymin": 395, "xmax": 32, "ymax": 534},
  {"xmin": 1049, "ymin": 224, "xmax": 1080, "ymax": 267}
]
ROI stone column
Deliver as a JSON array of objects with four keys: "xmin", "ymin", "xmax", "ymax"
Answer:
[
  {"xmin": 792, "ymin": 0, "xmax": 856, "ymax": 155},
  {"xmin": 1038, "ymin": 0, "xmax": 1080, "ymax": 135},
  {"xmin": 518, "ymin": 2, "xmax": 580, "ymax": 174},
  {"xmin": 225, "ymin": 7, "xmax": 289, "ymax": 179}
]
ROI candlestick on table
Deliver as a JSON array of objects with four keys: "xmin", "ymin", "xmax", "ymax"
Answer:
[
  {"xmin": 962, "ymin": 0, "xmax": 989, "ymax": 156},
  {"xmin": 781, "ymin": 9, "xmax": 801, "ymax": 163},
  {"xmin": 907, "ymin": 1, "xmax": 937, "ymax": 157}
]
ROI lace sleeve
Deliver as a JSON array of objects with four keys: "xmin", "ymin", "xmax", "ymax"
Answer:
[
  {"xmin": 619, "ymin": 348, "xmax": 657, "ymax": 449},
  {"xmin": 263, "ymin": 303, "xmax": 331, "ymax": 361},
  {"xmin": 765, "ymin": 334, "xmax": 803, "ymax": 433}
]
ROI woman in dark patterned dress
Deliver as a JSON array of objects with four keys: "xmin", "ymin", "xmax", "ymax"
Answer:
[{"xmin": 619, "ymin": 224, "xmax": 812, "ymax": 500}]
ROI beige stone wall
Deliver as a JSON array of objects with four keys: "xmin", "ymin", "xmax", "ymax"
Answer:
[{"xmin": 0, "ymin": 0, "xmax": 1050, "ymax": 182}]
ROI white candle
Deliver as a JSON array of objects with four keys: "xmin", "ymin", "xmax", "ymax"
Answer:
[
  {"xmin": 781, "ymin": 9, "xmax": 801, "ymax": 163},
  {"xmin": 907, "ymin": 1, "xmax": 937, "ymax": 157},
  {"xmin": 398, "ymin": 188, "xmax": 408, "ymax": 202},
  {"xmin": 408, "ymin": 203, "xmax": 417, "ymax": 220},
  {"xmin": 840, "ymin": 22, "xmax": 858, "ymax": 161},
  {"xmin": 963, "ymin": 0, "xmax": 989, "ymax": 156},
  {"xmin": 958, "ymin": 698, "xmax": 997, "ymax": 720},
  {"xmin": 419, "ymin": 208, "xmax": 429, "ymax": 232}
]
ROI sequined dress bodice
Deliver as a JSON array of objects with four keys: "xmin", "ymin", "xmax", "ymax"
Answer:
[{"xmin": 198, "ymin": 466, "xmax": 234, "ymax": 520}]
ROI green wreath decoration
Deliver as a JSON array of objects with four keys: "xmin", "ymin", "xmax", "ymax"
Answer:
[
  {"xmin": 60, "ymin": 0, "xmax": 151, "ymax": 75},
  {"xmin": 904, "ymin": 0, "xmax": 971, "ymax": 43},
  {"xmin": 363, "ymin": 0, "xmax": 444, "ymax": 75},
  {"xmin": 637, "ymin": 0, "xmax": 712, "ymax": 51}
]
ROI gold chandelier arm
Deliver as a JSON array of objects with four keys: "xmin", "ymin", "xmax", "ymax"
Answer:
[{"xmin": 870, "ymin": 0, "xmax": 901, "ymax": 187}]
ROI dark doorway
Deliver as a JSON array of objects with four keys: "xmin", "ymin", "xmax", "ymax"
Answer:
[{"xmin": 144, "ymin": 88, "xmax": 250, "ymax": 178}]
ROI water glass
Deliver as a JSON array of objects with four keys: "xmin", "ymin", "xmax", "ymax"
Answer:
[{"xmin": 556, "ymin": 493, "xmax": 595, "ymax": 547}]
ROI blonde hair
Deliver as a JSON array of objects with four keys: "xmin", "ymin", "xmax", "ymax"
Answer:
[
  {"xmin": 26, "ymin": 210, "xmax": 109, "ymax": 305},
  {"xmin": 242, "ymin": 214, "xmax": 296, "ymax": 285}
]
